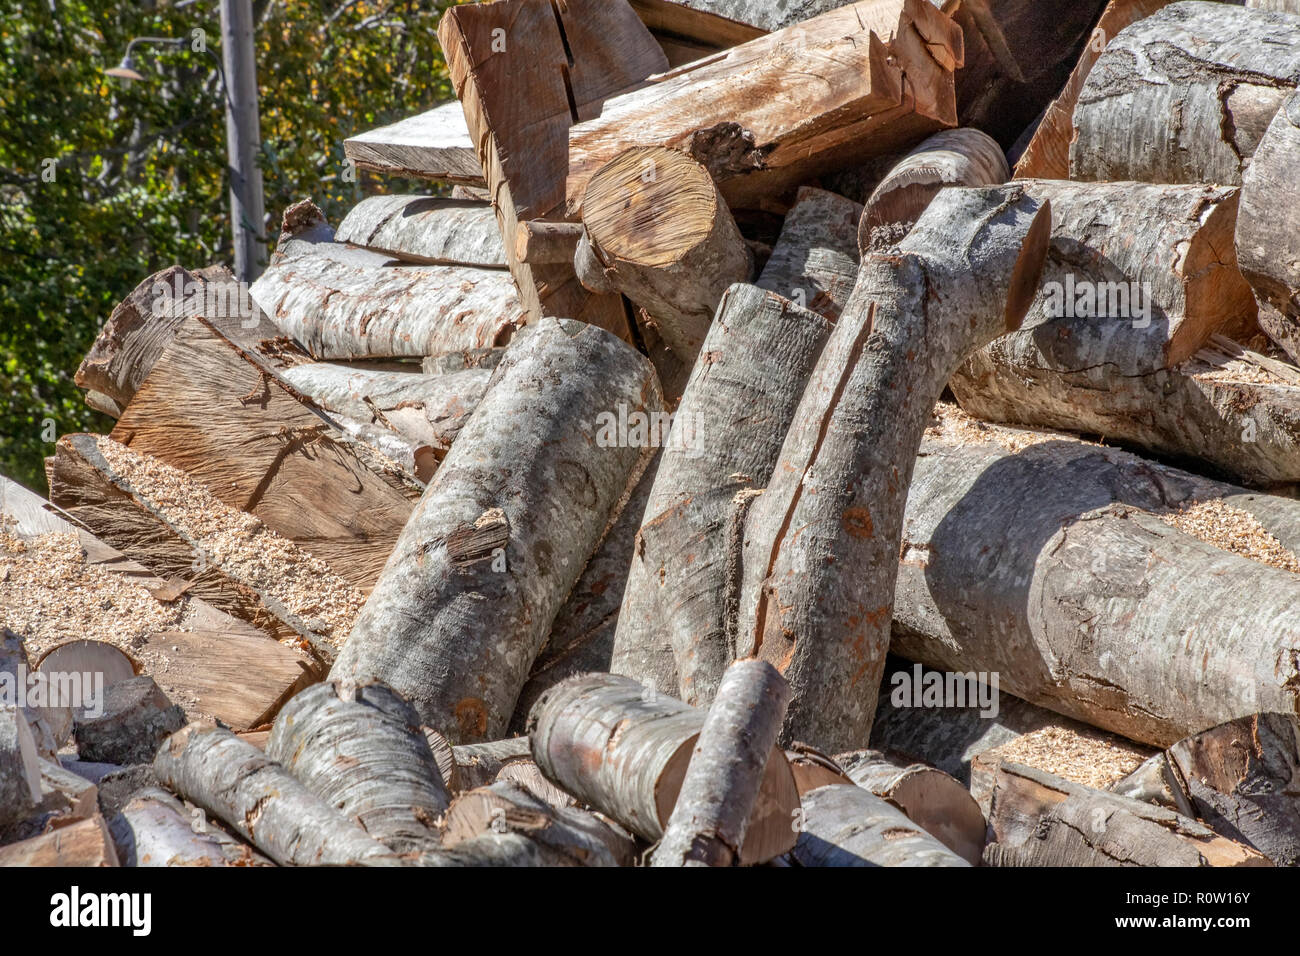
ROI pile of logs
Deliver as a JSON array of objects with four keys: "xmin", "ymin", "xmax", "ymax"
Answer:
[{"xmin": 4, "ymin": 0, "xmax": 1300, "ymax": 868}]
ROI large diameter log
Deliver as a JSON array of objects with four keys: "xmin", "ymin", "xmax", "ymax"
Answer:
[
  {"xmin": 578, "ymin": 146, "xmax": 752, "ymax": 362},
  {"xmin": 860, "ymin": 128, "xmax": 1009, "ymax": 253},
  {"xmin": 653, "ymin": 660, "xmax": 791, "ymax": 867},
  {"xmin": 0, "ymin": 705, "xmax": 42, "ymax": 829},
  {"xmin": 527, "ymin": 673, "xmax": 801, "ymax": 864},
  {"xmin": 267, "ymin": 680, "xmax": 450, "ymax": 853},
  {"xmin": 108, "ymin": 786, "xmax": 272, "ymax": 866},
  {"xmin": 791, "ymin": 784, "xmax": 970, "ymax": 867},
  {"xmin": 153, "ymin": 722, "xmax": 398, "ymax": 866},
  {"xmin": 335, "ymin": 196, "xmax": 506, "ymax": 268},
  {"xmin": 1236, "ymin": 90, "xmax": 1300, "ymax": 365},
  {"xmin": 984, "ymin": 762, "xmax": 1269, "ymax": 867},
  {"xmin": 737, "ymin": 185, "xmax": 1051, "ymax": 753},
  {"xmin": 756, "ymin": 187, "xmax": 862, "ymax": 322},
  {"xmin": 1069, "ymin": 2, "xmax": 1300, "ymax": 186},
  {"xmin": 342, "ymin": 103, "xmax": 486, "ymax": 186},
  {"xmin": 331, "ymin": 319, "xmax": 661, "ymax": 742},
  {"xmin": 74, "ymin": 676, "xmax": 186, "ymax": 766}
]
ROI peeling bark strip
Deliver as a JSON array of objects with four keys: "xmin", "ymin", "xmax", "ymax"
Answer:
[
  {"xmin": 737, "ymin": 185, "xmax": 1051, "ymax": 754},
  {"xmin": 1165, "ymin": 713, "xmax": 1300, "ymax": 866},
  {"xmin": 791, "ymin": 784, "xmax": 970, "ymax": 867},
  {"xmin": 983, "ymin": 762, "xmax": 1269, "ymax": 867},
  {"xmin": 1070, "ymin": 1, "xmax": 1300, "ymax": 186},
  {"xmin": 860, "ymin": 128, "xmax": 1008, "ymax": 253},
  {"xmin": 527, "ymin": 673, "xmax": 800, "ymax": 864},
  {"xmin": 331, "ymin": 320, "xmax": 661, "ymax": 743},
  {"xmin": 0, "ymin": 706, "xmax": 41, "ymax": 829},
  {"xmin": 153, "ymin": 723, "xmax": 399, "ymax": 866},
  {"xmin": 343, "ymin": 103, "xmax": 485, "ymax": 185},
  {"xmin": 566, "ymin": 0, "xmax": 963, "ymax": 216},
  {"xmin": 108, "ymin": 787, "xmax": 272, "ymax": 867},
  {"xmin": 653, "ymin": 660, "xmax": 791, "ymax": 867},
  {"xmin": 1237, "ymin": 90, "xmax": 1300, "ymax": 365},
  {"xmin": 267, "ymin": 680, "xmax": 450, "ymax": 853},
  {"xmin": 892, "ymin": 428, "xmax": 1300, "ymax": 749},
  {"xmin": 756, "ymin": 187, "xmax": 862, "ymax": 322},
  {"xmin": 577, "ymin": 146, "xmax": 752, "ymax": 363},
  {"xmin": 610, "ymin": 284, "xmax": 832, "ymax": 706},
  {"xmin": 334, "ymin": 196, "xmax": 506, "ymax": 269}
]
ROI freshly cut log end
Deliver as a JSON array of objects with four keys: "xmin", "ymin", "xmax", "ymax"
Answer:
[
  {"xmin": 792, "ymin": 784, "xmax": 971, "ymax": 867},
  {"xmin": 74, "ymin": 676, "xmax": 186, "ymax": 766}
]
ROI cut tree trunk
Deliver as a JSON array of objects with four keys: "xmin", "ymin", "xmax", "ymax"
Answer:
[
  {"xmin": 577, "ymin": 146, "xmax": 752, "ymax": 363},
  {"xmin": 0, "ymin": 705, "xmax": 41, "ymax": 829},
  {"xmin": 983, "ymin": 762, "xmax": 1269, "ymax": 867},
  {"xmin": 342, "ymin": 102, "xmax": 485, "ymax": 186},
  {"xmin": 153, "ymin": 722, "xmax": 399, "ymax": 866},
  {"xmin": 1069, "ymin": 2, "xmax": 1300, "ymax": 186},
  {"xmin": 0, "ymin": 814, "xmax": 119, "ymax": 867},
  {"xmin": 791, "ymin": 784, "xmax": 971, "ymax": 867},
  {"xmin": 653, "ymin": 660, "xmax": 791, "ymax": 867},
  {"xmin": 74, "ymin": 676, "xmax": 185, "ymax": 766},
  {"xmin": 527, "ymin": 673, "xmax": 801, "ymax": 864},
  {"xmin": 737, "ymin": 185, "xmax": 1051, "ymax": 754},
  {"xmin": 756, "ymin": 186, "xmax": 862, "ymax": 321},
  {"xmin": 331, "ymin": 320, "xmax": 660, "ymax": 743},
  {"xmin": 334, "ymin": 196, "xmax": 506, "ymax": 268},
  {"xmin": 108, "ymin": 786, "xmax": 272, "ymax": 866},
  {"xmin": 267, "ymin": 680, "xmax": 450, "ymax": 853}
]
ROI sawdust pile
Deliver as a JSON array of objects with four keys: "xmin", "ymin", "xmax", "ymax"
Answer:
[{"xmin": 1160, "ymin": 499, "xmax": 1300, "ymax": 574}]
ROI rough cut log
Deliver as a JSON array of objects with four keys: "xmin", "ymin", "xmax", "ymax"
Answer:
[
  {"xmin": 0, "ymin": 706, "xmax": 41, "ymax": 829},
  {"xmin": 108, "ymin": 786, "xmax": 272, "ymax": 866},
  {"xmin": 0, "ymin": 814, "xmax": 119, "ymax": 867},
  {"xmin": 567, "ymin": 0, "xmax": 963, "ymax": 216},
  {"xmin": 422, "ymin": 348, "xmax": 504, "ymax": 375},
  {"xmin": 737, "ymin": 185, "xmax": 1051, "ymax": 754},
  {"xmin": 792, "ymin": 784, "xmax": 970, "ymax": 867},
  {"xmin": 1013, "ymin": 0, "xmax": 1176, "ymax": 180},
  {"xmin": 153, "ymin": 722, "xmax": 398, "ymax": 866},
  {"xmin": 578, "ymin": 146, "xmax": 752, "ymax": 362},
  {"xmin": 1109, "ymin": 753, "xmax": 1195, "ymax": 816},
  {"xmin": 859, "ymin": 128, "xmax": 1008, "ymax": 252},
  {"xmin": 331, "ymin": 320, "xmax": 661, "ymax": 742},
  {"xmin": 1165, "ymin": 714, "xmax": 1300, "ymax": 866},
  {"xmin": 835, "ymin": 749, "xmax": 985, "ymax": 864},
  {"xmin": 1069, "ymin": 2, "xmax": 1300, "ymax": 186},
  {"xmin": 267, "ymin": 680, "xmax": 450, "ymax": 853},
  {"xmin": 74, "ymin": 676, "xmax": 185, "ymax": 766},
  {"xmin": 334, "ymin": 196, "xmax": 506, "ymax": 268},
  {"xmin": 1236, "ymin": 90, "xmax": 1300, "ymax": 365},
  {"xmin": 892, "ymin": 412, "xmax": 1300, "ymax": 749},
  {"xmin": 611, "ymin": 285, "xmax": 833, "ymax": 706},
  {"xmin": 983, "ymin": 762, "xmax": 1270, "ymax": 867},
  {"xmin": 756, "ymin": 187, "xmax": 862, "ymax": 321},
  {"xmin": 631, "ymin": 0, "xmax": 853, "ymax": 33},
  {"xmin": 527, "ymin": 673, "xmax": 801, "ymax": 864},
  {"xmin": 1, "ymin": 627, "xmax": 59, "ymax": 757},
  {"xmin": 653, "ymin": 660, "xmax": 791, "ymax": 867},
  {"xmin": 515, "ymin": 221, "xmax": 585, "ymax": 266},
  {"xmin": 343, "ymin": 102, "xmax": 486, "ymax": 186}
]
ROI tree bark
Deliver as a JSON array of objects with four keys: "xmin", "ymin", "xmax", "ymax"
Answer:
[
  {"xmin": 791, "ymin": 783, "xmax": 971, "ymax": 867},
  {"xmin": 334, "ymin": 196, "xmax": 506, "ymax": 268},
  {"xmin": 74, "ymin": 676, "xmax": 185, "ymax": 766},
  {"xmin": 653, "ymin": 660, "xmax": 791, "ymax": 866},
  {"xmin": 0, "ymin": 814, "xmax": 119, "ymax": 866},
  {"xmin": 108, "ymin": 786, "xmax": 272, "ymax": 866},
  {"xmin": 1108, "ymin": 753, "xmax": 1195, "ymax": 816},
  {"xmin": 0, "ymin": 705, "xmax": 41, "ymax": 830},
  {"xmin": 515, "ymin": 221, "xmax": 585, "ymax": 266},
  {"xmin": 330, "ymin": 319, "xmax": 661, "ymax": 742},
  {"xmin": 756, "ymin": 186, "xmax": 862, "ymax": 321},
  {"xmin": 343, "ymin": 102, "xmax": 486, "ymax": 186},
  {"xmin": 737, "ymin": 185, "xmax": 1051, "ymax": 754}
]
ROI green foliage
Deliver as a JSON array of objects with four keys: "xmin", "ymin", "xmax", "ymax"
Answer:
[{"xmin": 0, "ymin": 0, "xmax": 459, "ymax": 493}]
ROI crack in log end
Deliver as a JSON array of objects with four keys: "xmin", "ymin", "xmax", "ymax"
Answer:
[
  {"xmin": 684, "ymin": 123, "xmax": 773, "ymax": 180},
  {"xmin": 454, "ymin": 698, "xmax": 489, "ymax": 740}
]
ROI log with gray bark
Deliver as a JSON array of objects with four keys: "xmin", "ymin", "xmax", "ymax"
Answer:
[
  {"xmin": 755, "ymin": 187, "xmax": 861, "ymax": 321},
  {"xmin": 330, "ymin": 319, "xmax": 661, "ymax": 742},
  {"xmin": 74, "ymin": 676, "xmax": 185, "ymax": 766},
  {"xmin": 334, "ymin": 196, "xmax": 506, "ymax": 268},
  {"xmin": 107, "ymin": 786, "xmax": 272, "ymax": 867},
  {"xmin": 791, "ymin": 783, "xmax": 971, "ymax": 867},
  {"xmin": 267, "ymin": 680, "xmax": 450, "ymax": 853},
  {"xmin": 450, "ymin": 737, "xmax": 533, "ymax": 793},
  {"xmin": 736, "ymin": 185, "xmax": 1051, "ymax": 754}
]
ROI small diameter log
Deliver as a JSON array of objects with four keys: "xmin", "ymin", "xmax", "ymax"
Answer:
[
  {"xmin": 860, "ymin": 128, "xmax": 1009, "ymax": 253},
  {"xmin": 835, "ymin": 749, "xmax": 985, "ymax": 865},
  {"xmin": 756, "ymin": 186, "xmax": 862, "ymax": 321},
  {"xmin": 516, "ymin": 221, "xmax": 585, "ymax": 266},
  {"xmin": 153, "ymin": 722, "xmax": 398, "ymax": 866},
  {"xmin": 983, "ymin": 762, "xmax": 1270, "ymax": 867},
  {"xmin": 737, "ymin": 185, "xmax": 1051, "ymax": 753},
  {"xmin": 791, "ymin": 784, "xmax": 970, "ymax": 867},
  {"xmin": 1070, "ymin": 2, "xmax": 1300, "ymax": 186},
  {"xmin": 578, "ymin": 146, "xmax": 752, "ymax": 363},
  {"xmin": 74, "ymin": 676, "xmax": 185, "ymax": 766},
  {"xmin": 494, "ymin": 759, "xmax": 576, "ymax": 811},
  {"xmin": 1236, "ymin": 90, "xmax": 1300, "ymax": 364},
  {"xmin": 528, "ymin": 673, "xmax": 801, "ymax": 864},
  {"xmin": 1165, "ymin": 714, "xmax": 1300, "ymax": 866},
  {"xmin": 331, "ymin": 319, "xmax": 661, "ymax": 742},
  {"xmin": 0, "ymin": 705, "xmax": 42, "ymax": 829},
  {"xmin": 653, "ymin": 660, "xmax": 791, "ymax": 867},
  {"xmin": 267, "ymin": 680, "xmax": 450, "ymax": 853},
  {"xmin": 108, "ymin": 787, "xmax": 272, "ymax": 867},
  {"xmin": 334, "ymin": 196, "xmax": 506, "ymax": 268}
]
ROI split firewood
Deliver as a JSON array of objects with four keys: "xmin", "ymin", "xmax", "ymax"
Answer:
[
  {"xmin": 653, "ymin": 660, "xmax": 791, "ymax": 867},
  {"xmin": 568, "ymin": 1, "xmax": 961, "ymax": 216},
  {"xmin": 515, "ymin": 221, "xmax": 585, "ymax": 266},
  {"xmin": 983, "ymin": 762, "xmax": 1269, "ymax": 867},
  {"xmin": 331, "ymin": 320, "xmax": 661, "ymax": 742},
  {"xmin": 755, "ymin": 187, "xmax": 862, "ymax": 321},
  {"xmin": 835, "ymin": 749, "xmax": 985, "ymax": 865},
  {"xmin": 107, "ymin": 786, "xmax": 272, "ymax": 867},
  {"xmin": 1069, "ymin": 2, "xmax": 1300, "ymax": 186},
  {"xmin": 334, "ymin": 196, "xmax": 506, "ymax": 268},
  {"xmin": 1109, "ymin": 753, "xmax": 1195, "ymax": 816},
  {"xmin": 577, "ymin": 146, "xmax": 752, "ymax": 362},
  {"xmin": 0, "ymin": 814, "xmax": 120, "ymax": 867},
  {"xmin": 737, "ymin": 185, "xmax": 1051, "ymax": 754},
  {"xmin": 0, "ymin": 705, "xmax": 42, "ymax": 830},
  {"xmin": 1, "ymin": 627, "xmax": 60, "ymax": 757},
  {"xmin": 74, "ymin": 676, "xmax": 185, "ymax": 766},
  {"xmin": 1237, "ymin": 90, "xmax": 1300, "ymax": 365},
  {"xmin": 153, "ymin": 722, "xmax": 399, "ymax": 866},
  {"xmin": 791, "ymin": 784, "xmax": 971, "ymax": 867},
  {"xmin": 859, "ymin": 128, "xmax": 1008, "ymax": 252},
  {"xmin": 451, "ymin": 737, "xmax": 533, "ymax": 793},
  {"xmin": 527, "ymin": 673, "xmax": 801, "ymax": 864},
  {"xmin": 3, "ymin": 758, "xmax": 103, "ymax": 843},
  {"xmin": 267, "ymin": 680, "xmax": 450, "ymax": 853},
  {"xmin": 342, "ymin": 102, "xmax": 485, "ymax": 186},
  {"xmin": 1164, "ymin": 714, "xmax": 1300, "ymax": 866}
]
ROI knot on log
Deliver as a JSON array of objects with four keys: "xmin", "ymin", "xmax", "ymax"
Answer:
[{"xmin": 685, "ymin": 123, "xmax": 772, "ymax": 179}]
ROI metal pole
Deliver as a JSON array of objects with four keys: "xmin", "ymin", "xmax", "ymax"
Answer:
[{"xmin": 219, "ymin": 0, "xmax": 266, "ymax": 282}]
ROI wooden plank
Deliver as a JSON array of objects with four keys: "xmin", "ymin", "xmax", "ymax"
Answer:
[
  {"xmin": 343, "ymin": 102, "xmax": 485, "ymax": 185},
  {"xmin": 334, "ymin": 196, "xmax": 506, "ymax": 268}
]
